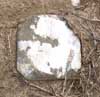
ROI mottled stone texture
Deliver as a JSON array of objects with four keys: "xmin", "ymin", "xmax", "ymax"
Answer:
[{"xmin": 17, "ymin": 15, "xmax": 81, "ymax": 80}]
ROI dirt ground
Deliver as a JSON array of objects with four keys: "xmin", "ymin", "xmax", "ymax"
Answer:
[{"xmin": 0, "ymin": 0, "xmax": 100, "ymax": 97}]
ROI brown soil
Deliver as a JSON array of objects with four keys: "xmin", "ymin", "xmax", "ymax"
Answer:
[{"xmin": 0, "ymin": 0, "xmax": 100, "ymax": 97}]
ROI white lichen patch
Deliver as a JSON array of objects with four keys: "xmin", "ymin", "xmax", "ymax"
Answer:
[
  {"xmin": 71, "ymin": 0, "xmax": 80, "ymax": 6},
  {"xmin": 17, "ymin": 15, "xmax": 81, "ymax": 79}
]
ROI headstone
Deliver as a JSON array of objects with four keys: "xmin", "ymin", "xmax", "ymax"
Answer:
[{"xmin": 17, "ymin": 15, "xmax": 81, "ymax": 80}]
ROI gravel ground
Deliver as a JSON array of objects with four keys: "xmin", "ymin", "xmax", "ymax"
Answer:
[{"xmin": 0, "ymin": 0, "xmax": 100, "ymax": 97}]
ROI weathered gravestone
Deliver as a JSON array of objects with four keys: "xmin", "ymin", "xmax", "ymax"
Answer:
[{"xmin": 17, "ymin": 15, "xmax": 81, "ymax": 80}]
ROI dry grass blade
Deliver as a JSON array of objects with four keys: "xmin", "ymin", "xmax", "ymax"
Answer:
[
  {"xmin": 86, "ymin": 48, "xmax": 95, "ymax": 61},
  {"xmin": 8, "ymin": 32, "xmax": 11, "ymax": 55},
  {"xmin": 64, "ymin": 81, "xmax": 74, "ymax": 97},
  {"xmin": 61, "ymin": 75, "xmax": 67, "ymax": 96},
  {"xmin": 61, "ymin": 50, "xmax": 73, "ymax": 96},
  {"xmin": 48, "ymin": 84, "xmax": 59, "ymax": 97},
  {"xmin": 24, "ymin": 80, "xmax": 54, "ymax": 96},
  {"xmin": 69, "ymin": 11, "xmax": 100, "ymax": 22}
]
